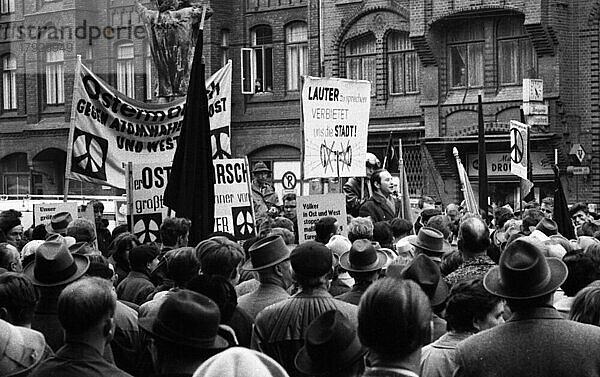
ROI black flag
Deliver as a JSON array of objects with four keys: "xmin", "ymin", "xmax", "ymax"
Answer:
[
  {"xmin": 552, "ymin": 165, "xmax": 575, "ymax": 239},
  {"xmin": 383, "ymin": 132, "xmax": 399, "ymax": 173},
  {"xmin": 164, "ymin": 29, "xmax": 215, "ymax": 245}
]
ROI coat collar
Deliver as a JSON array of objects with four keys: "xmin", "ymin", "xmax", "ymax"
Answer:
[{"xmin": 508, "ymin": 306, "xmax": 564, "ymax": 322}]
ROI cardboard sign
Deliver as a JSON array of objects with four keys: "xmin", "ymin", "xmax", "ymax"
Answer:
[
  {"xmin": 302, "ymin": 76, "xmax": 371, "ymax": 179},
  {"xmin": 296, "ymin": 194, "xmax": 347, "ymax": 242},
  {"xmin": 34, "ymin": 202, "xmax": 78, "ymax": 226},
  {"xmin": 213, "ymin": 159, "xmax": 255, "ymax": 240}
]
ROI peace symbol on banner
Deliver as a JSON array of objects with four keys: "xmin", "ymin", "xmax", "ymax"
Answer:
[{"xmin": 510, "ymin": 128, "xmax": 524, "ymax": 164}]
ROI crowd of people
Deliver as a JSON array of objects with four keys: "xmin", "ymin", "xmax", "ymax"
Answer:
[{"xmin": 1, "ymin": 157, "xmax": 600, "ymax": 377}]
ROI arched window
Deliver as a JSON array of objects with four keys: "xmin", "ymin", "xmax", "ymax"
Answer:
[
  {"xmin": 116, "ymin": 42, "xmax": 135, "ymax": 97},
  {"xmin": 388, "ymin": 32, "xmax": 418, "ymax": 94},
  {"xmin": 45, "ymin": 48, "xmax": 64, "ymax": 105},
  {"xmin": 345, "ymin": 34, "xmax": 376, "ymax": 85},
  {"xmin": 497, "ymin": 18, "xmax": 536, "ymax": 85},
  {"xmin": 286, "ymin": 22, "xmax": 308, "ymax": 91},
  {"xmin": 2, "ymin": 54, "xmax": 17, "ymax": 110},
  {"xmin": 447, "ymin": 21, "xmax": 484, "ymax": 88}
]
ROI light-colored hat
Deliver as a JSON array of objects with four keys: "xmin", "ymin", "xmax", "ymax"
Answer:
[
  {"xmin": 0, "ymin": 319, "xmax": 46, "ymax": 376},
  {"xmin": 326, "ymin": 235, "xmax": 352, "ymax": 258},
  {"xmin": 193, "ymin": 347, "xmax": 289, "ymax": 377}
]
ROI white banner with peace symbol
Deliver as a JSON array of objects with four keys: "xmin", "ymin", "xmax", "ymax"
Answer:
[{"xmin": 509, "ymin": 120, "xmax": 529, "ymax": 180}]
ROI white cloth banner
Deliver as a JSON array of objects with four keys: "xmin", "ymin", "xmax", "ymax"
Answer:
[
  {"xmin": 207, "ymin": 60, "xmax": 232, "ymax": 159},
  {"xmin": 66, "ymin": 59, "xmax": 232, "ymax": 189},
  {"xmin": 302, "ymin": 76, "xmax": 371, "ymax": 179},
  {"xmin": 509, "ymin": 120, "xmax": 529, "ymax": 180}
]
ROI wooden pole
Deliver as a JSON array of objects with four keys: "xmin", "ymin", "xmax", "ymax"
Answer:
[{"xmin": 299, "ymin": 76, "xmax": 305, "ymax": 197}]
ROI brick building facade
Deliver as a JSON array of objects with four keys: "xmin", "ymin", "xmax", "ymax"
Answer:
[{"xmin": 0, "ymin": 0, "xmax": 598, "ymax": 209}]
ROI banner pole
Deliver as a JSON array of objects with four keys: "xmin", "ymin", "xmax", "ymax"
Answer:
[
  {"xmin": 398, "ymin": 138, "xmax": 405, "ymax": 219},
  {"xmin": 64, "ymin": 55, "xmax": 82, "ymax": 203},
  {"xmin": 300, "ymin": 76, "xmax": 305, "ymax": 197},
  {"xmin": 244, "ymin": 156, "xmax": 258, "ymax": 237},
  {"xmin": 127, "ymin": 162, "xmax": 135, "ymax": 233}
]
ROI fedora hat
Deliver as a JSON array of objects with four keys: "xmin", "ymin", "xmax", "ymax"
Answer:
[
  {"xmin": 339, "ymin": 239, "xmax": 387, "ymax": 273},
  {"xmin": 295, "ymin": 310, "xmax": 366, "ymax": 376},
  {"xmin": 252, "ymin": 161, "xmax": 270, "ymax": 173},
  {"xmin": 23, "ymin": 241, "xmax": 89, "ymax": 287},
  {"xmin": 139, "ymin": 290, "xmax": 228, "ymax": 350},
  {"xmin": 0, "ymin": 319, "xmax": 47, "ymax": 377},
  {"xmin": 242, "ymin": 235, "xmax": 290, "ymax": 271},
  {"xmin": 483, "ymin": 237, "xmax": 568, "ymax": 300},
  {"xmin": 409, "ymin": 227, "xmax": 444, "ymax": 254},
  {"xmin": 45, "ymin": 212, "xmax": 73, "ymax": 235},
  {"xmin": 401, "ymin": 254, "xmax": 449, "ymax": 306},
  {"xmin": 536, "ymin": 218, "xmax": 558, "ymax": 237}
]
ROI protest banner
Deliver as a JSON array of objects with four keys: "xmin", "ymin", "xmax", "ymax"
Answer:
[
  {"xmin": 66, "ymin": 59, "xmax": 232, "ymax": 189},
  {"xmin": 214, "ymin": 159, "xmax": 255, "ymax": 240},
  {"xmin": 509, "ymin": 120, "xmax": 529, "ymax": 180},
  {"xmin": 296, "ymin": 193, "xmax": 347, "ymax": 242},
  {"xmin": 34, "ymin": 202, "xmax": 78, "ymax": 227},
  {"xmin": 207, "ymin": 60, "xmax": 232, "ymax": 159},
  {"xmin": 301, "ymin": 76, "xmax": 371, "ymax": 179},
  {"xmin": 127, "ymin": 162, "xmax": 172, "ymax": 243}
]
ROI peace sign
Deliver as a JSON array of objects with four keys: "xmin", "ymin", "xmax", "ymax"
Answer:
[{"xmin": 510, "ymin": 128, "xmax": 524, "ymax": 164}]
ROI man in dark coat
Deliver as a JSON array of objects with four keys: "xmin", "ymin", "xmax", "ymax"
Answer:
[
  {"xmin": 116, "ymin": 245, "xmax": 158, "ymax": 305},
  {"xmin": 359, "ymin": 169, "xmax": 402, "ymax": 223},
  {"xmin": 343, "ymin": 152, "xmax": 380, "ymax": 217},
  {"xmin": 454, "ymin": 237, "xmax": 600, "ymax": 377}
]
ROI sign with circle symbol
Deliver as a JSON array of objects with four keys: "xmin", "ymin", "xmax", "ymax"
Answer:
[
  {"xmin": 282, "ymin": 171, "xmax": 297, "ymax": 190},
  {"xmin": 509, "ymin": 120, "xmax": 529, "ymax": 180},
  {"xmin": 510, "ymin": 128, "xmax": 524, "ymax": 164}
]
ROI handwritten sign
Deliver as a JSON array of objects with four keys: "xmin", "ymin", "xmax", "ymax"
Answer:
[
  {"xmin": 302, "ymin": 76, "xmax": 370, "ymax": 179},
  {"xmin": 296, "ymin": 194, "xmax": 347, "ymax": 242}
]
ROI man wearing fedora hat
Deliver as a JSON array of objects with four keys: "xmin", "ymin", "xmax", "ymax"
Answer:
[
  {"xmin": 335, "ymin": 239, "xmax": 386, "ymax": 305},
  {"xmin": 139, "ymin": 290, "xmax": 229, "ymax": 377},
  {"xmin": 251, "ymin": 161, "xmax": 279, "ymax": 221},
  {"xmin": 252, "ymin": 241, "xmax": 358, "ymax": 376},
  {"xmin": 295, "ymin": 310, "xmax": 367, "ymax": 377},
  {"xmin": 45, "ymin": 212, "xmax": 74, "ymax": 236},
  {"xmin": 454, "ymin": 238, "xmax": 600, "ymax": 377},
  {"xmin": 30, "ymin": 277, "xmax": 132, "ymax": 377},
  {"xmin": 237, "ymin": 235, "xmax": 293, "ymax": 320},
  {"xmin": 409, "ymin": 227, "xmax": 445, "ymax": 264}
]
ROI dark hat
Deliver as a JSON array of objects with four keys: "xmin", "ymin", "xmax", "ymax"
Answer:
[
  {"xmin": 339, "ymin": 239, "xmax": 387, "ymax": 273},
  {"xmin": 409, "ymin": 227, "xmax": 444, "ymax": 254},
  {"xmin": 483, "ymin": 237, "xmax": 568, "ymax": 300},
  {"xmin": 421, "ymin": 209, "xmax": 442, "ymax": 223},
  {"xmin": 242, "ymin": 235, "xmax": 290, "ymax": 271},
  {"xmin": 290, "ymin": 241, "xmax": 332, "ymax": 278},
  {"xmin": 66, "ymin": 218, "xmax": 96, "ymax": 243},
  {"xmin": 128, "ymin": 245, "xmax": 158, "ymax": 268},
  {"xmin": 252, "ymin": 161, "xmax": 270, "ymax": 173},
  {"xmin": 536, "ymin": 218, "xmax": 558, "ymax": 237},
  {"xmin": 401, "ymin": 254, "xmax": 449, "ymax": 306},
  {"xmin": 45, "ymin": 212, "xmax": 73, "ymax": 235},
  {"xmin": 139, "ymin": 290, "xmax": 228, "ymax": 350},
  {"xmin": 0, "ymin": 216, "xmax": 20, "ymax": 234},
  {"xmin": 295, "ymin": 310, "xmax": 366, "ymax": 376},
  {"xmin": 23, "ymin": 241, "xmax": 89, "ymax": 287}
]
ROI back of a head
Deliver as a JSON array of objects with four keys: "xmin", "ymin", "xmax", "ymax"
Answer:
[
  {"xmin": 196, "ymin": 238, "xmax": 244, "ymax": 280},
  {"xmin": 389, "ymin": 218, "xmax": 413, "ymax": 238},
  {"xmin": 570, "ymin": 284, "xmax": 600, "ymax": 326},
  {"xmin": 522, "ymin": 209, "xmax": 545, "ymax": 228},
  {"xmin": 445, "ymin": 278, "xmax": 501, "ymax": 333},
  {"xmin": 268, "ymin": 228, "xmax": 295, "ymax": 245},
  {"xmin": 66, "ymin": 218, "xmax": 96, "ymax": 243},
  {"xmin": 314, "ymin": 217, "xmax": 337, "ymax": 244},
  {"xmin": 193, "ymin": 347, "xmax": 289, "ymax": 377},
  {"xmin": 418, "ymin": 196, "xmax": 435, "ymax": 210},
  {"xmin": 458, "ymin": 217, "xmax": 490, "ymax": 255},
  {"xmin": 0, "ymin": 242, "xmax": 18, "ymax": 270},
  {"xmin": 111, "ymin": 232, "xmax": 140, "ymax": 264},
  {"xmin": 273, "ymin": 217, "xmax": 294, "ymax": 233},
  {"xmin": 86, "ymin": 254, "xmax": 114, "ymax": 280},
  {"xmin": 159, "ymin": 217, "xmax": 191, "ymax": 247},
  {"xmin": 426, "ymin": 215, "xmax": 451, "ymax": 240},
  {"xmin": 348, "ymin": 217, "xmax": 373, "ymax": 243},
  {"xmin": 31, "ymin": 224, "xmax": 48, "ymax": 241},
  {"xmin": 186, "ymin": 274, "xmax": 237, "ymax": 323},
  {"xmin": 372, "ymin": 222, "xmax": 393, "ymax": 249},
  {"xmin": 494, "ymin": 207, "xmax": 514, "ymax": 229},
  {"xmin": 0, "ymin": 273, "xmax": 38, "ymax": 326},
  {"xmin": 561, "ymin": 253, "xmax": 600, "ymax": 297},
  {"xmin": 58, "ymin": 277, "xmax": 116, "ymax": 335},
  {"xmin": 358, "ymin": 278, "xmax": 430, "ymax": 360},
  {"xmin": 129, "ymin": 244, "xmax": 159, "ymax": 272},
  {"xmin": 167, "ymin": 247, "xmax": 201, "ymax": 286},
  {"xmin": 570, "ymin": 202, "xmax": 589, "ymax": 217}
]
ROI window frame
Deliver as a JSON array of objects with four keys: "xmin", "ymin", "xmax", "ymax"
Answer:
[
  {"xmin": 221, "ymin": 29, "xmax": 230, "ymax": 68},
  {"xmin": 45, "ymin": 47, "xmax": 64, "ymax": 106},
  {"xmin": 345, "ymin": 34, "xmax": 377, "ymax": 96},
  {"xmin": 1, "ymin": 54, "xmax": 17, "ymax": 111},
  {"xmin": 0, "ymin": 0, "xmax": 15, "ymax": 14},
  {"xmin": 285, "ymin": 21, "xmax": 308, "ymax": 92},
  {"xmin": 116, "ymin": 42, "xmax": 135, "ymax": 98},
  {"xmin": 496, "ymin": 18, "xmax": 537, "ymax": 86},
  {"xmin": 447, "ymin": 22, "xmax": 485, "ymax": 89},
  {"xmin": 387, "ymin": 32, "xmax": 419, "ymax": 95},
  {"xmin": 251, "ymin": 25, "xmax": 273, "ymax": 94}
]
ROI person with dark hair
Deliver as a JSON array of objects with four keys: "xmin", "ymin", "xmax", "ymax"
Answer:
[
  {"xmin": 0, "ymin": 272, "xmax": 39, "ymax": 327},
  {"xmin": 343, "ymin": 152, "xmax": 381, "ymax": 217},
  {"xmin": 521, "ymin": 209, "xmax": 545, "ymax": 235},
  {"xmin": 237, "ymin": 236, "xmax": 293, "ymax": 320},
  {"xmin": 88, "ymin": 200, "xmax": 112, "ymax": 255},
  {"xmin": 555, "ymin": 253, "xmax": 600, "ymax": 316},
  {"xmin": 581, "ymin": 220, "xmax": 600, "ymax": 237},
  {"xmin": 372, "ymin": 221, "xmax": 394, "ymax": 250},
  {"xmin": 389, "ymin": 218, "xmax": 413, "ymax": 244},
  {"xmin": 540, "ymin": 197, "xmax": 554, "ymax": 219},
  {"xmin": 444, "ymin": 217, "xmax": 495, "ymax": 288},
  {"xmin": 116, "ymin": 244, "xmax": 159, "ymax": 305},
  {"xmin": 348, "ymin": 216, "xmax": 373, "ymax": 243},
  {"xmin": 158, "ymin": 217, "xmax": 191, "ymax": 254},
  {"xmin": 359, "ymin": 169, "xmax": 402, "ymax": 224},
  {"xmin": 570, "ymin": 282, "xmax": 600, "ymax": 326},
  {"xmin": 454, "ymin": 238, "xmax": 600, "ymax": 377},
  {"xmin": 108, "ymin": 233, "xmax": 140, "ymax": 287},
  {"xmin": 359, "ymin": 278, "xmax": 431, "ymax": 377},
  {"xmin": 66, "ymin": 218, "xmax": 100, "ymax": 255},
  {"xmin": 282, "ymin": 193, "xmax": 299, "ymax": 244},
  {"xmin": 30, "ymin": 277, "xmax": 131, "ymax": 377},
  {"xmin": 252, "ymin": 241, "xmax": 357, "ymax": 376},
  {"xmin": 139, "ymin": 290, "xmax": 229, "ymax": 376},
  {"xmin": 491, "ymin": 206, "xmax": 514, "ymax": 249},
  {"xmin": 440, "ymin": 249, "xmax": 463, "ymax": 276},
  {"xmin": 420, "ymin": 278, "xmax": 504, "ymax": 377},
  {"xmin": 251, "ymin": 161, "xmax": 280, "ymax": 222},
  {"xmin": 314, "ymin": 216, "xmax": 339, "ymax": 244},
  {"xmin": 0, "ymin": 242, "xmax": 22, "ymax": 272},
  {"xmin": 196, "ymin": 237, "xmax": 252, "ymax": 347},
  {"xmin": 31, "ymin": 223, "xmax": 49, "ymax": 241},
  {"xmin": 111, "ymin": 224, "xmax": 130, "ymax": 242},
  {"xmin": 414, "ymin": 196, "xmax": 436, "ymax": 234},
  {"xmin": 570, "ymin": 202, "xmax": 592, "ymax": 230},
  {"xmin": 0, "ymin": 215, "xmax": 23, "ymax": 250}
]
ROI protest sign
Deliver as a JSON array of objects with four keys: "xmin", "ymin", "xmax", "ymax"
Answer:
[
  {"xmin": 296, "ymin": 194, "xmax": 347, "ymax": 242},
  {"xmin": 34, "ymin": 202, "xmax": 78, "ymax": 227},
  {"xmin": 509, "ymin": 120, "xmax": 529, "ymax": 180},
  {"xmin": 66, "ymin": 59, "xmax": 232, "ymax": 189},
  {"xmin": 127, "ymin": 162, "xmax": 172, "ymax": 243},
  {"xmin": 302, "ymin": 76, "xmax": 371, "ymax": 179},
  {"xmin": 214, "ymin": 159, "xmax": 255, "ymax": 240}
]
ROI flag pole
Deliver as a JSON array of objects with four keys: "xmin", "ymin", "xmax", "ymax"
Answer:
[
  {"xmin": 477, "ymin": 93, "xmax": 488, "ymax": 215},
  {"xmin": 399, "ymin": 138, "xmax": 405, "ymax": 219},
  {"xmin": 299, "ymin": 76, "xmax": 305, "ymax": 197},
  {"xmin": 64, "ymin": 55, "xmax": 83, "ymax": 203}
]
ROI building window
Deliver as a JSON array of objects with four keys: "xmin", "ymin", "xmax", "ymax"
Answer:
[
  {"xmin": 448, "ymin": 22, "xmax": 484, "ymax": 88},
  {"xmin": 388, "ymin": 32, "xmax": 418, "ymax": 94},
  {"xmin": 116, "ymin": 43, "xmax": 135, "ymax": 98},
  {"xmin": 286, "ymin": 22, "xmax": 308, "ymax": 91},
  {"xmin": 2, "ymin": 54, "xmax": 17, "ymax": 111},
  {"xmin": 45, "ymin": 48, "xmax": 64, "ymax": 105},
  {"xmin": 241, "ymin": 26, "xmax": 273, "ymax": 94},
  {"xmin": 221, "ymin": 29, "xmax": 230, "ymax": 67},
  {"xmin": 0, "ymin": 153, "xmax": 29, "ymax": 195},
  {"xmin": 346, "ymin": 34, "xmax": 376, "ymax": 87},
  {"xmin": 497, "ymin": 18, "xmax": 536, "ymax": 85},
  {"xmin": 145, "ymin": 43, "xmax": 153, "ymax": 100},
  {"xmin": 0, "ymin": 0, "xmax": 15, "ymax": 14}
]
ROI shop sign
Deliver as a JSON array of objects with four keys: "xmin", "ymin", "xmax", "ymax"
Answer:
[{"xmin": 467, "ymin": 152, "xmax": 554, "ymax": 178}]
